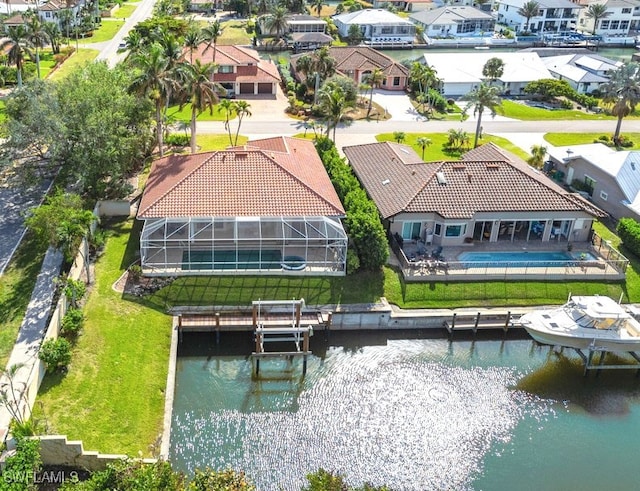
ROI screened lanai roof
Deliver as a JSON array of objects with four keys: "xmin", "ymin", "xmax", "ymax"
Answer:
[{"xmin": 138, "ymin": 137, "xmax": 345, "ymax": 219}]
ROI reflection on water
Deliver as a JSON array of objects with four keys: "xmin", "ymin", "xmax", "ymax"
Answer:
[{"xmin": 171, "ymin": 332, "xmax": 640, "ymax": 490}]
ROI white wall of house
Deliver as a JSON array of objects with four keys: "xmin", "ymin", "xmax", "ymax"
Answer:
[
  {"xmin": 577, "ymin": 2, "xmax": 640, "ymax": 36},
  {"xmin": 497, "ymin": 0, "xmax": 582, "ymax": 33}
]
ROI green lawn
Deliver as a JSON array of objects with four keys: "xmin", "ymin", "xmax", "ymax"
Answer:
[
  {"xmin": 217, "ymin": 20, "xmax": 251, "ymax": 45},
  {"xmin": 113, "ymin": 2, "xmax": 138, "ymax": 18},
  {"xmin": 166, "ymin": 103, "xmax": 236, "ymax": 123},
  {"xmin": 48, "ymin": 49, "xmax": 100, "ymax": 80},
  {"xmin": 34, "ymin": 220, "xmax": 171, "ymax": 456},
  {"xmin": 0, "ymin": 233, "xmax": 46, "ymax": 368},
  {"xmin": 195, "ymin": 133, "xmax": 247, "ymax": 150},
  {"xmin": 501, "ymin": 100, "xmax": 610, "ymax": 121},
  {"xmin": 544, "ymin": 132, "xmax": 640, "ymax": 150},
  {"xmin": 83, "ymin": 20, "xmax": 125, "ymax": 43},
  {"xmin": 375, "ymin": 132, "xmax": 530, "ymax": 161}
]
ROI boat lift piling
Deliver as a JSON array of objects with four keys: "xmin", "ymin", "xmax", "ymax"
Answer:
[
  {"xmin": 251, "ymin": 299, "xmax": 313, "ymax": 376},
  {"xmin": 571, "ymin": 346, "xmax": 640, "ymax": 377}
]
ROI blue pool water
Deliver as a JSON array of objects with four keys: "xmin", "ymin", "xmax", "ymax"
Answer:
[{"xmin": 458, "ymin": 251, "xmax": 596, "ymax": 268}]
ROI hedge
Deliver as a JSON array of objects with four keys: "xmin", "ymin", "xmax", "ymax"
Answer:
[
  {"xmin": 315, "ymin": 137, "xmax": 389, "ymax": 271},
  {"xmin": 617, "ymin": 217, "xmax": 640, "ymax": 257}
]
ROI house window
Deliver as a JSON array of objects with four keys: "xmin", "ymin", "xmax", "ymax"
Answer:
[
  {"xmin": 445, "ymin": 224, "xmax": 466, "ymax": 237},
  {"xmin": 600, "ymin": 190, "xmax": 608, "ymax": 201},
  {"xmin": 393, "ymin": 77, "xmax": 400, "ymax": 86},
  {"xmin": 434, "ymin": 223, "xmax": 442, "ymax": 236},
  {"xmin": 584, "ymin": 175, "xmax": 596, "ymax": 196},
  {"xmin": 402, "ymin": 222, "xmax": 422, "ymax": 240},
  {"xmin": 600, "ymin": 20, "xmax": 610, "ymax": 29},
  {"xmin": 218, "ymin": 65, "xmax": 234, "ymax": 73},
  {"xmin": 610, "ymin": 20, "xmax": 620, "ymax": 29},
  {"xmin": 622, "ymin": 8, "xmax": 631, "ymax": 13},
  {"xmin": 621, "ymin": 20, "xmax": 630, "ymax": 30}
]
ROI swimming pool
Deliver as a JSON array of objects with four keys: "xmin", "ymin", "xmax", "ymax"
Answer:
[{"xmin": 458, "ymin": 250, "xmax": 596, "ymax": 268}]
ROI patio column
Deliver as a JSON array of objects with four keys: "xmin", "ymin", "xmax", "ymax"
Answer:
[{"xmin": 254, "ymin": 83, "xmax": 258, "ymax": 95}]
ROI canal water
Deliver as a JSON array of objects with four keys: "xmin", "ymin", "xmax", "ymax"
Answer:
[{"xmin": 170, "ymin": 331, "xmax": 640, "ymax": 490}]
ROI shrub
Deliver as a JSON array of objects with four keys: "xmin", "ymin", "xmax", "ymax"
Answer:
[
  {"xmin": 617, "ymin": 135, "xmax": 634, "ymax": 148},
  {"xmin": 446, "ymin": 98, "xmax": 455, "ymax": 106},
  {"xmin": 346, "ymin": 247, "xmax": 360, "ymax": 274},
  {"xmin": 617, "ymin": 218, "xmax": 640, "ymax": 257},
  {"xmin": 64, "ymin": 278, "xmax": 86, "ymax": 307},
  {"xmin": 560, "ymin": 99, "xmax": 573, "ymax": 109},
  {"xmin": 428, "ymin": 89, "xmax": 447, "ymax": 112},
  {"xmin": 128, "ymin": 264, "xmax": 143, "ymax": 281},
  {"xmin": 3, "ymin": 437, "xmax": 41, "ymax": 490},
  {"xmin": 61, "ymin": 308, "xmax": 84, "ymax": 336},
  {"xmin": 165, "ymin": 133, "xmax": 189, "ymax": 147},
  {"xmin": 315, "ymin": 138, "xmax": 388, "ymax": 271},
  {"xmin": 39, "ymin": 338, "xmax": 72, "ymax": 373}
]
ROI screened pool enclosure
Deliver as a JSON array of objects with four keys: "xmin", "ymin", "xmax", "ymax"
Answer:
[{"xmin": 140, "ymin": 216, "xmax": 348, "ymax": 276}]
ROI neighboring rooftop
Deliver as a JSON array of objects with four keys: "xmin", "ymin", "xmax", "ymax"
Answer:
[
  {"xmin": 138, "ymin": 137, "xmax": 345, "ymax": 219},
  {"xmin": 410, "ymin": 6, "xmax": 493, "ymax": 24},
  {"xmin": 333, "ymin": 8, "xmax": 416, "ymax": 25},
  {"xmin": 343, "ymin": 142, "xmax": 605, "ymax": 219}
]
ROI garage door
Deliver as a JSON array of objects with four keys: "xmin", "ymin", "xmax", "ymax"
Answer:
[
  {"xmin": 257, "ymin": 83, "xmax": 273, "ymax": 94},
  {"xmin": 239, "ymin": 83, "xmax": 254, "ymax": 94}
]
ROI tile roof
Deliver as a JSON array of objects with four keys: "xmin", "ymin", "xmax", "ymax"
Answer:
[
  {"xmin": 190, "ymin": 44, "xmax": 281, "ymax": 83},
  {"xmin": 138, "ymin": 137, "xmax": 344, "ymax": 219},
  {"xmin": 292, "ymin": 46, "xmax": 409, "ymax": 80},
  {"xmin": 344, "ymin": 142, "xmax": 605, "ymax": 220}
]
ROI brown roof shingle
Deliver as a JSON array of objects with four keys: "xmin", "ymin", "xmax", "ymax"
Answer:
[
  {"xmin": 344, "ymin": 142, "xmax": 606, "ymax": 220},
  {"xmin": 138, "ymin": 137, "xmax": 344, "ymax": 219}
]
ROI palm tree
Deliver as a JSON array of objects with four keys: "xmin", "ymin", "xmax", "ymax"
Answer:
[
  {"xmin": 233, "ymin": 100, "xmax": 252, "ymax": 145},
  {"xmin": 409, "ymin": 61, "xmax": 439, "ymax": 116},
  {"xmin": 218, "ymin": 98, "xmax": 236, "ymax": 145},
  {"xmin": 527, "ymin": 144, "xmax": 547, "ymax": 168},
  {"xmin": 364, "ymin": 68, "xmax": 385, "ymax": 118},
  {"xmin": 176, "ymin": 60, "xmax": 219, "ymax": 154},
  {"xmin": 482, "ymin": 57, "xmax": 505, "ymax": 84},
  {"xmin": 58, "ymin": 9, "xmax": 74, "ymax": 45},
  {"xmin": 318, "ymin": 84, "xmax": 355, "ymax": 141},
  {"xmin": 25, "ymin": 15, "xmax": 46, "ymax": 79},
  {"xmin": 601, "ymin": 62, "xmax": 640, "ymax": 144},
  {"xmin": 393, "ymin": 131, "xmax": 406, "ymax": 143},
  {"xmin": 262, "ymin": 6, "xmax": 288, "ymax": 39},
  {"xmin": 43, "ymin": 22, "xmax": 61, "ymax": 55},
  {"xmin": 202, "ymin": 20, "xmax": 223, "ymax": 64},
  {"xmin": 123, "ymin": 29, "xmax": 144, "ymax": 58},
  {"xmin": 129, "ymin": 44, "xmax": 176, "ymax": 157},
  {"xmin": 0, "ymin": 25, "xmax": 31, "ymax": 88},
  {"xmin": 584, "ymin": 3, "xmax": 611, "ymax": 35},
  {"xmin": 416, "ymin": 136, "xmax": 432, "ymax": 159},
  {"xmin": 517, "ymin": 0, "xmax": 540, "ymax": 33},
  {"xmin": 183, "ymin": 28, "xmax": 202, "ymax": 65},
  {"xmin": 463, "ymin": 83, "xmax": 502, "ymax": 148},
  {"xmin": 311, "ymin": 0, "xmax": 326, "ymax": 16}
]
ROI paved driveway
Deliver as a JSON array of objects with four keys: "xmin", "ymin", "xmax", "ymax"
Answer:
[
  {"xmin": 0, "ymin": 174, "xmax": 51, "ymax": 275},
  {"xmin": 371, "ymin": 90, "xmax": 427, "ymax": 122}
]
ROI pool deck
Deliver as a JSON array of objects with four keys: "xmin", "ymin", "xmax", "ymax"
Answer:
[{"xmin": 397, "ymin": 239, "xmax": 626, "ymax": 282}]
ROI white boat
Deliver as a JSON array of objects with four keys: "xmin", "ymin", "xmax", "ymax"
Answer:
[{"xmin": 519, "ymin": 295, "xmax": 640, "ymax": 351}]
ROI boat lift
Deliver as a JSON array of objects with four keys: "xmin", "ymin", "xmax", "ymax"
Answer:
[{"xmin": 251, "ymin": 299, "xmax": 313, "ymax": 376}]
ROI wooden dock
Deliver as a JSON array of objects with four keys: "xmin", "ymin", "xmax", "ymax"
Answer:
[{"xmin": 444, "ymin": 312, "xmax": 520, "ymax": 337}]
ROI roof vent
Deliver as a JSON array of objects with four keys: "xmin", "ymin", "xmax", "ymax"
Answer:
[
  {"xmin": 632, "ymin": 162, "xmax": 636, "ymax": 171},
  {"xmin": 452, "ymin": 165, "xmax": 465, "ymax": 170},
  {"xmin": 382, "ymin": 179, "xmax": 391, "ymax": 185},
  {"xmin": 436, "ymin": 172, "xmax": 447, "ymax": 185},
  {"xmin": 486, "ymin": 164, "xmax": 499, "ymax": 170}
]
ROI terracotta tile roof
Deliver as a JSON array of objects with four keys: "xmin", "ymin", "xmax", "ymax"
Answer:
[
  {"xmin": 138, "ymin": 137, "xmax": 344, "ymax": 219},
  {"xmin": 344, "ymin": 142, "xmax": 605, "ymax": 220},
  {"xmin": 292, "ymin": 46, "xmax": 409, "ymax": 80},
  {"xmin": 189, "ymin": 44, "xmax": 280, "ymax": 84},
  {"xmin": 40, "ymin": 0, "xmax": 72, "ymax": 11}
]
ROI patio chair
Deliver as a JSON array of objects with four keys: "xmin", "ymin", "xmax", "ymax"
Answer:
[{"xmin": 431, "ymin": 245, "xmax": 443, "ymax": 260}]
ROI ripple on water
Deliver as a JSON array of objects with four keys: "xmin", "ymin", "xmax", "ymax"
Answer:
[{"xmin": 171, "ymin": 342, "xmax": 552, "ymax": 490}]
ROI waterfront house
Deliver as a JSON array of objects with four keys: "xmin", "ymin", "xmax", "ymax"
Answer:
[
  {"xmin": 410, "ymin": 6, "xmax": 495, "ymax": 38},
  {"xmin": 291, "ymin": 46, "xmax": 410, "ymax": 90},
  {"xmin": 547, "ymin": 143, "xmax": 640, "ymax": 222},
  {"xmin": 343, "ymin": 141, "xmax": 604, "ymax": 247},
  {"xmin": 286, "ymin": 15, "xmax": 334, "ymax": 51},
  {"xmin": 372, "ymin": 0, "xmax": 433, "ymax": 12},
  {"xmin": 137, "ymin": 137, "xmax": 347, "ymax": 276},
  {"xmin": 190, "ymin": 44, "xmax": 281, "ymax": 97},
  {"xmin": 576, "ymin": 0, "xmax": 640, "ymax": 37},
  {"xmin": 496, "ymin": 0, "xmax": 582, "ymax": 34},
  {"xmin": 541, "ymin": 52, "xmax": 621, "ymax": 93},
  {"xmin": 421, "ymin": 51, "xmax": 551, "ymax": 96},
  {"xmin": 332, "ymin": 9, "xmax": 417, "ymax": 45}
]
